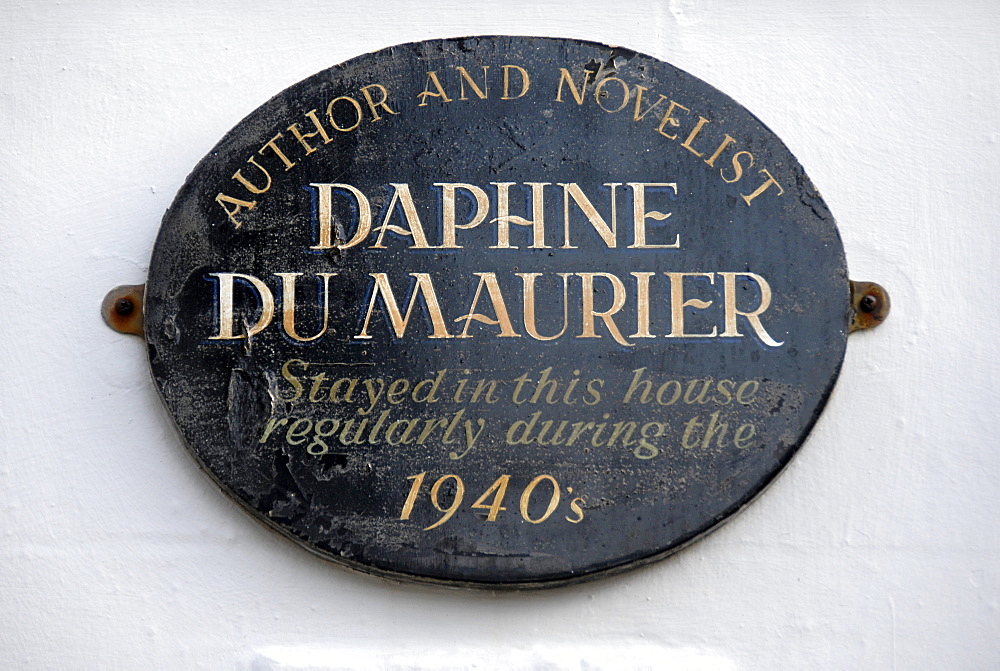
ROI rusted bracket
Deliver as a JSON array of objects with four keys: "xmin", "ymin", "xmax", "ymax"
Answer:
[
  {"xmin": 103, "ymin": 280, "xmax": 888, "ymax": 337},
  {"xmin": 849, "ymin": 280, "xmax": 890, "ymax": 333},
  {"xmin": 102, "ymin": 284, "xmax": 145, "ymax": 337}
]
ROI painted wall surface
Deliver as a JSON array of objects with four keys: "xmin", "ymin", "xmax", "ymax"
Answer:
[{"xmin": 1, "ymin": 1, "xmax": 997, "ymax": 668}]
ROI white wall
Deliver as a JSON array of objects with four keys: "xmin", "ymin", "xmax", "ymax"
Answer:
[{"xmin": 2, "ymin": 1, "xmax": 997, "ymax": 668}]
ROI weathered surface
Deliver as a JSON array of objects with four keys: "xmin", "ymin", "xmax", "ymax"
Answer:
[{"xmin": 145, "ymin": 36, "xmax": 849, "ymax": 587}]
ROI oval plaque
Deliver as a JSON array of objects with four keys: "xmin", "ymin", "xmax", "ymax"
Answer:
[{"xmin": 137, "ymin": 36, "xmax": 878, "ymax": 588}]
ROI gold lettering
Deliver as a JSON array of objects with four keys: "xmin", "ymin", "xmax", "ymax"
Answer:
[
  {"xmin": 287, "ymin": 109, "xmax": 332, "ymax": 154},
  {"xmin": 372, "ymin": 183, "xmax": 431, "ymax": 249},
  {"xmin": 714, "ymin": 379, "xmax": 734, "ymax": 405},
  {"xmin": 627, "ymin": 182, "xmax": 679, "ymax": 248},
  {"xmin": 655, "ymin": 100, "xmax": 690, "ymax": 140},
  {"xmin": 259, "ymin": 417, "xmax": 288, "ymax": 444},
  {"xmin": 308, "ymin": 418, "xmax": 340, "ymax": 455},
  {"xmin": 386, "ymin": 378, "xmax": 410, "ymax": 404},
  {"xmin": 308, "ymin": 374, "xmax": 328, "ymax": 402},
  {"xmin": 260, "ymin": 133, "xmax": 296, "ymax": 171},
  {"xmin": 471, "ymin": 475, "xmax": 510, "ymax": 519},
  {"xmin": 565, "ymin": 421, "xmax": 595, "ymax": 446},
  {"xmin": 309, "ymin": 183, "xmax": 372, "ymax": 250},
  {"xmin": 399, "ymin": 471, "xmax": 427, "ymax": 520},
  {"xmin": 490, "ymin": 182, "xmax": 550, "ymax": 249},
  {"xmin": 417, "ymin": 71, "xmax": 453, "ymax": 106},
  {"xmin": 594, "ymin": 76, "xmax": 630, "ymax": 113},
  {"xmin": 562, "ymin": 371, "xmax": 581, "ymax": 406},
  {"xmin": 385, "ymin": 418, "xmax": 421, "ymax": 445},
  {"xmin": 280, "ymin": 359, "xmax": 306, "ymax": 402},
  {"xmin": 680, "ymin": 116, "xmax": 710, "ymax": 157},
  {"xmin": 456, "ymin": 66, "xmax": 489, "ymax": 99},
  {"xmin": 734, "ymin": 423, "xmax": 756, "ymax": 448},
  {"xmin": 555, "ymin": 67, "xmax": 590, "ymax": 104},
  {"xmin": 215, "ymin": 193, "xmax": 257, "ymax": 228},
  {"xmin": 565, "ymin": 498, "xmax": 586, "ymax": 523},
  {"xmin": 328, "ymin": 377, "xmax": 358, "ymax": 403},
  {"xmin": 286, "ymin": 418, "xmax": 312, "ymax": 446},
  {"xmin": 518, "ymin": 272, "xmax": 570, "ymax": 341},
  {"xmin": 632, "ymin": 85, "xmax": 668, "ymax": 121},
  {"xmin": 411, "ymin": 370, "xmax": 447, "ymax": 404},
  {"xmin": 681, "ymin": 415, "xmax": 703, "ymax": 449},
  {"xmin": 721, "ymin": 150, "xmax": 754, "ymax": 183},
  {"xmin": 719, "ymin": 272, "xmax": 783, "ymax": 346},
  {"xmin": 536, "ymin": 419, "xmax": 570, "ymax": 445},
  {"xmin": 359, "ymin": 379, "xmax": 386, "ymax": 415},
  {"xmin": 529, "ymin": 368, "xmax": 560, "ymax": 404},
  {"xmin": 359, "ymin": 83, "xmax": 398, "ymax": 120},
  {"xmin": 630, "ymin": 272, "xmax": 655, "ymax": 338},
  {"xmin": 607, "ymin": 422, "xmax": 637, "ymax": 447},
  {"xmin": 275, "ymin": 272, "xmax": 337, "ymax": 342},
  {"xmin": 507, "ymin": 411, "xmax": 540, "ymax": 443},
  {"xmin": 623, "ymin": 367, "xmax": 652, "ymax": 404},
  {"xmin": 577, "ymin": 272, "xmax": 632, "ymax": 347},
  {"xmin": 519, "ymin": 475, "xmax": 560, "ymax": 524},
  {"xmin": 741, "ymin": 168, "xmax": 785, "ymax": 205},
  {"xmin": 356, "ymin": 273, "xmax": 453, "ymax": 339},
  {"xmin": 208, "ymin": 272, "xmax": 275, "ymax": 340},
  {"xmin": 665, "ymin": 272, "xmax": 717, "ymax": 338},
  {"xmin": 470, "ymin": 380, "xmax": 501, "ymax": 404},
  {"xmin": 559, "ymin": 182, "xmax": 620, "ymax": 249},
  {"xmin": 454, "ymin": 273, "xmax": 520, "ymax": 338},
  {"xmin": 684, "ymin": 378, "xmax": 714, "ymax": 405},
  {"xmin": 232, "ymin": 156, "xmax": 272, "ymax": 194},
  {"xmin": 704, "ymin": 134, "xmax": 736, "ymax": 167},
  {"xmin": 501, "ymin": 64, "xmax": 530, "ymax": 99},
  {"xmin": 418, "ymin": 420, "xmax": 447, "ymax": 444},
  {"xmin": 736, "ymin": 380, "xmax": 759, "ymax": 404},
  {"xmin": 635, "ymin": 423, "xmax": 664, "ymax": 458},
  {"xmin": 326, "ymin": 96, "xmax": 363, "ymax": 132},
  {"xmin": 656, "ymin": 380, "xmax": 681, "ymax": 405},
  {"xmin": 700, "ymin": 411, "xmax": 729, "ymax": 449},
  {"xmin": 338, "ymin": 417, "xmax": 367, "ymax": 444},
  {"xmin": 436, "ymin": 182, "xmax": 490, "ymax": 248}
]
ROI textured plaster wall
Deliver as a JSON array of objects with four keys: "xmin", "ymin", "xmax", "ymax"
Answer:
[{"xmin": 1, "ymin": 1, "xmax": 998, "ymax": 668}]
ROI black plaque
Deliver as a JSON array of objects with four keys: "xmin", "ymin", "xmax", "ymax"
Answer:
[{"xmin": 141, "ymin": 36, "xmax": 865, "ymax": 587}]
